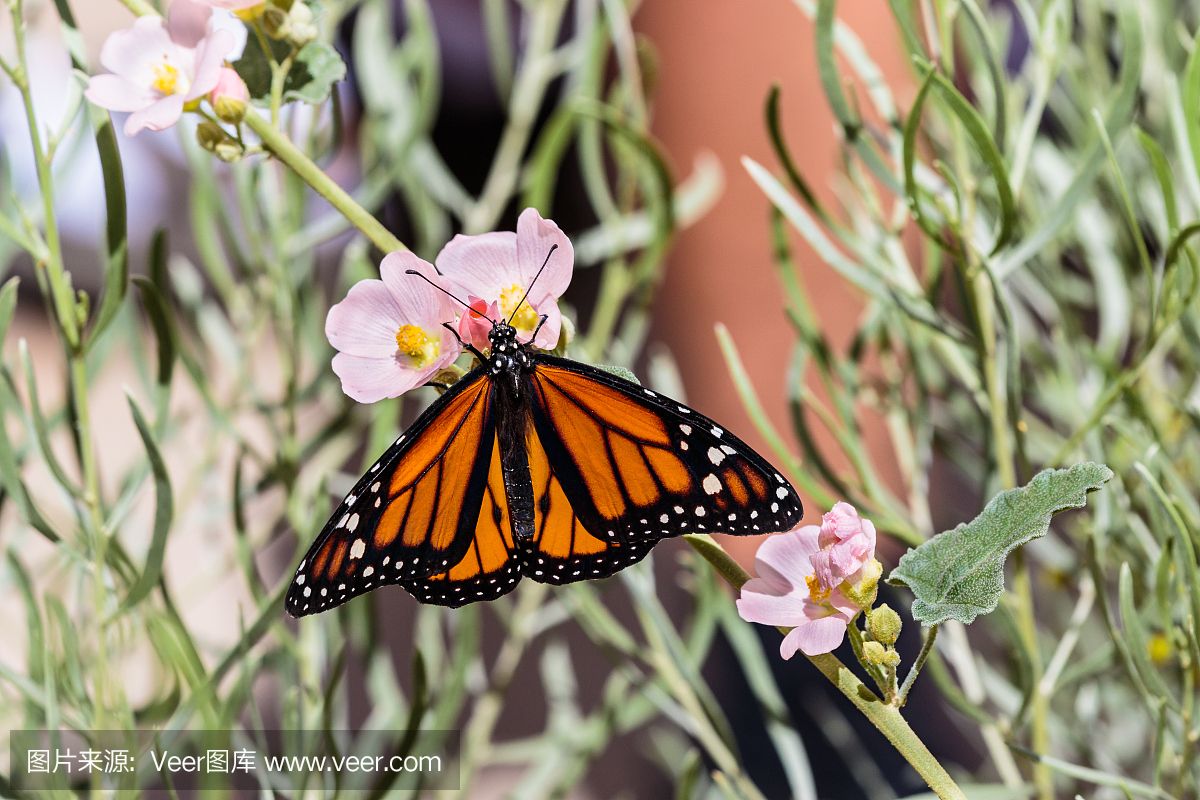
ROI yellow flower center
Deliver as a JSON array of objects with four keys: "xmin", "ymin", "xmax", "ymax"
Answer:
[
  {"xmin": 805, "ymin": 575, "xmax": 830, "ymax": 603},
  {"xmin": 395, "ymin": 324, "xmax": 440, "ymax": 367},
  {"xmin": 499, "ymin": 284, "xmax": 538, "ymax": 332},
  {"xmin": 152, "ymin": 61, "xmax": 182, "ymax": 96}
]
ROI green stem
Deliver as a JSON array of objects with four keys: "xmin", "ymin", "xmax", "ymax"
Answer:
[
  {"xmin": 685, "ymin": 534, "xmax": 967, "ymax": 800},
  {"xmin": 897, "ymin": 624, "xmax": 938, "ymax": 706},
  {"xmin": 243, "ymin": 109, "xmax": 406, "ymax": 253}
]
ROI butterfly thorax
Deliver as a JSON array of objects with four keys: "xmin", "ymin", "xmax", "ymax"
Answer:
[{"xmin": 488, "ymin": 321, "xmax": 537, "ymax": 540}]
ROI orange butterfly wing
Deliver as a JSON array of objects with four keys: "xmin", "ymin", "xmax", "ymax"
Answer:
[
  {"xmin": 285, "ymin": 372, "xmax": 495, "ymax": 616},
  {"xmin": 400, "ymin": 432, "xmax": 523, "ymax": 606},
  {"xmin": 526, "ymin": 357, "xmax": 803, "ymax": 548}
]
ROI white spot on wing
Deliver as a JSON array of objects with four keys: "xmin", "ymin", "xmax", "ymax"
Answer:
[
  {"xmin": 702, "ymin": 474, "xmax": 722, "ymax": 495},
  {"xmin": 694, "ymin": 506, "xmax": 706, "ymax": 517},
  {"xmin": 776, "ymin": 486, "xmax": 788, "ymax": 499},
  {"xmin": 707, "ymin": 446, "xmax": 725, "ymax": 466},
  {"xmin": 711, "ymin": 425, "xmax": 723, "ymax": 437},
  {"xmin": 362, "ymin": 566, "xmax": 374, "ymax": 577},
  {"xmin": 350, "ymin": 539, "xmax": 366, "ymax": 560},
  {"xmin": 679, "ymin": 423, "xmax": 692, "ymax": 435},
  {"xmin": 348, "ymin": 513, "xmax": 360, "ymax": 532}
]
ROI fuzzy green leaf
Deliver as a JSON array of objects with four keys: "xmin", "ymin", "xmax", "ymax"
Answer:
[
  {"xmin": 234, "ymin": 38, "xmax": 346, "ymax": 105},
  {"xmin": 888, "ymin": 463, "xmax": 1113, "ymax": 626},
  {"xmin": 594, "ymin": 364, "xmax": 640, "ymax": 384}
]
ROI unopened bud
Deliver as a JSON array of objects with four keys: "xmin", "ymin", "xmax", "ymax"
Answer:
[
  {"xmin": 209, "ymin": 67, "xmax": 249, "ymax": 124},
  {"xmin": 842, "ymin": 558, "xmax": 882, "ymax": 610},
  {"xmin": 286, "ymin": 3, "xmax": 316, "ymax": 47},
  {"xmin": 196, "ymin": 120, "xmax": 228, "ymax": 151},
  {"xmin": 867, "ymin": 604, "xmax": 902, "ymax": 646},
  {"xmin": 261, "ymin": 6, "xmax": 290, "ymax": 38},
  {"xmin": 862, "ymin": 641, "xmax": 899, "ymax": 667}
]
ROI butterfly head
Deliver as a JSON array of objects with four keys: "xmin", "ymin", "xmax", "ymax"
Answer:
[{"xmin": 487, "ymin": 320, "xmax": 531, "ymax": 385}]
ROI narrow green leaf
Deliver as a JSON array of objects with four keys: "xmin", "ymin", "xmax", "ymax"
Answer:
[
  {"xmin": 132, "ymin": 275, "xmax": 177, "ymax": 389},
  {"xmin": 84, "ymin": 110, "xmax": 129, "ymax": 349},
  {"xmin": 904, "ymin": 62, "xmax": 1016, "ymax": 255},
  {"xmin": 120, "ymin": 392, "xmax": 174, "ymax": 611},
  {"xmin": 888, "ymin": 463, "xmax": 1113, "ymax": 626},
  {"xmin": 1117, "ymin": 563, "xmax": 1178, "ymax": 710},
  {"xmin": 0, "ymin": 277, "xmax": 19, "ymax": 341}
]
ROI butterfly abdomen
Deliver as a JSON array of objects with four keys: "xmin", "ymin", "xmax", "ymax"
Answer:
[{"xmin": 496, "ymin": 371, "xmax": 537, "ymax": 540}]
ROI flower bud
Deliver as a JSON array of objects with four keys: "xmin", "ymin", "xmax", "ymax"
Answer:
[
  {"xmin": 210, "ymin": 68, "xmax": 249, "ymax": 124},
  {"xmin": 842, "ymin": 557, "xmax": 882, "ymax": 610},
  {"xmin": 284, "ymin": 2, "xmax": 316, "ymax": 47},
  {"xmin": 197, "ymin": 121, "xmax": 244, "ymax": 163},
  {"xmin": 196, "ymin": 120, "xmax": 228, "ymax": 151},
  {"xmin": 261, "ymin": 6, "xmax": 291, "ymax": 39},
  {"xmin": 862, "ymin": 641, "xmax": 899, "ymax": 667},
  {"xmin": 867, "ymin": 604, "xmax": 902, "ymax": 646}
]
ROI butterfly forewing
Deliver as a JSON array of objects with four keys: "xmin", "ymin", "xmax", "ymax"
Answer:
[
  {"xmin": 285, "ymin": 371, "xmax": 496, "ymax": 616},
  {"xmin": 527, "ymin": 356, "xmax": 804, "ymax": 543}
]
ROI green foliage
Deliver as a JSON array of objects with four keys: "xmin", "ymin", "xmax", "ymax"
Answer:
[
  {"xmin": 888, "ymin": 464, "xmax": 1113, "ymax": 626},
  {"xmin": 234, "ymin": 35, "xmax": 347, "ymax": 105}
]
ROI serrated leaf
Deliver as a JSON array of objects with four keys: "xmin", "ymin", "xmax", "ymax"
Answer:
[{"xmin": 888, "ymin": 463, "xmax": 1113, "ymax": 626}]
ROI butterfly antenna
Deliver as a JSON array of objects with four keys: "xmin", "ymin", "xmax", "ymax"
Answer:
[
  {"xmin": 405, "ymin": 269, "xmax": 496, "ymax": 324},
  {"xmin": 508, "ymin": 244, "xmax": 558, "ymax": 326}
]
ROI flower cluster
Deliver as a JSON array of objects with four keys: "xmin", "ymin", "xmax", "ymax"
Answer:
[
  {"xmin": 737, "ymin": 502, "xmax": 883, "ymax": 658},
  {"xmin": 325, "ymin": 209, "xmax": 574, "ymax": 403}
]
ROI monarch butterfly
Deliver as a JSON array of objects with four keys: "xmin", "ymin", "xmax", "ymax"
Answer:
[{"xmin": 286, "ymin": 252, "xmax": 803, "ymax": 615}]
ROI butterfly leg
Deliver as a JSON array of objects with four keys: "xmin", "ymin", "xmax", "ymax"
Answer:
[
  {"xmin": 524, "ymin": 314, "xmax": 549, "ymax": 346},
  {"xmin": 442, "ymin": 321, "xmax": 488, "ymax": 361}
]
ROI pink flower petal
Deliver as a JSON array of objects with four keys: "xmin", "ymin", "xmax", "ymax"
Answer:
[
  {"xmin": 380, "ymin": 252, "xmax": 459, "ymax": 329},
  {"xmin": 325, "ymin": 279, "xmax": 406, "ymax": 358},
  {"xmin": 753, "ymin": 525, "xmax": 820, "ymax": 584},
  {"xmin": 331, "ymin": 353, "xmax": 423, "ymax": 404},
  {"xmin": 167, "ymin": 0, "xmax": 213, "ymax": 48},
  {"xmin": 99, "ymin": 17, "xmax": 175, "ymax": 81},
  {"xmin": 85, "ymin": 74, "xmax": 156, "ymax": 112},
  {"xmin": 781, "ymin": 616, "xmax": 849, "ymax": 658},
  {"xmin": 526, "ymin": 299, "xmax": 561, "ymax": 350},
  {"xmin": 436, "ymin": 231, "xmax": 519, "ymax": 300},
  {"xmin": 515, "ymin": 208, "xmax": 573, "ymax": 300},
  {"xmin": 186, "ymin": 28, "xmax": 236, "ymax": 100},
  {"xmin": 124, "ymin": 94, "xmax": 185, "ymax": 136},
  {"xmin": 736, "ymin": 584, "xmax": 809, "ymax": 628}
]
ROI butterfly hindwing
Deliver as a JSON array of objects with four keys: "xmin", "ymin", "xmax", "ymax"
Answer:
[
  {"xmin": 401, "ymin": 432, "xmax": 523, "ymax": 607},
  {"xmin": 527, "ymin": 355, "xmax": 804, "ymax": 544},
  {"xmin": 520, "ymin": 417, "xmax": 661, "ymax": 585},
  {"xmin": 285, "ymin": 370, "xmax": 496, "ymax": 616}
]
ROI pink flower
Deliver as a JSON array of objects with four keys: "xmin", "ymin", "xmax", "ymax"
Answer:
[
  {"xmin": 456, "ymin": 297, "xmax": 501, "ymax": 354},
  {"xmin": 811, "ymin": 501, "xmax": 876, "ymax": 588},
  {"xmin": 325, "ymin": 253, "xmax": 462, "ymax": 403},
  {"xmin": 737, "ymin": 502, "xmax": 880, "ymax": 658},
  {"xmin": 737, "ymin": 527, "xmax": 861, "ymax": 658},
  {"xmin": 436, "ymin": 208, "xmax": 573, "ymax": 350},
  {"xmin": 85, "ymin": 0, "xmax": 235, "ymax": 136}
]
